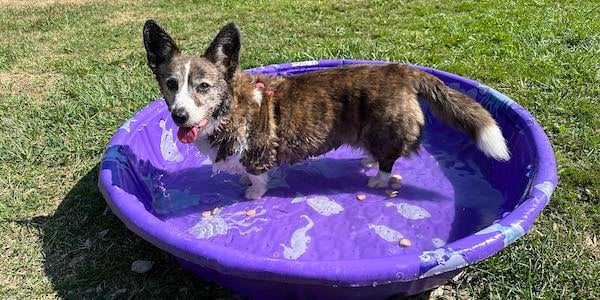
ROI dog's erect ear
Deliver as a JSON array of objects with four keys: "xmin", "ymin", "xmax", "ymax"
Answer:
[
  {"xmin": 143, "ymin": 20, "xmax": 180, "ymax": 74},
  {"xmin": 203, "ymin": 22, "xmax": 241, "ymax": 82}
]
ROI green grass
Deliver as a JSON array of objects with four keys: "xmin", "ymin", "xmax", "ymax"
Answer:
[{"xmin": 0, "ymin": 0, "xmax": 598, "ymax": 298}]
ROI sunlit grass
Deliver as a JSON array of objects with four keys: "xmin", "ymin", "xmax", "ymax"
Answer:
[{"xmin": 0, "ymin": 0, "xmax": 598, "ymax": 298}]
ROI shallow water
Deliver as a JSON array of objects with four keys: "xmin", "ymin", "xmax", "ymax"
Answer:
[{"xmin": 128, "ymin": 121, "xmax": 506, "ymax": 261}]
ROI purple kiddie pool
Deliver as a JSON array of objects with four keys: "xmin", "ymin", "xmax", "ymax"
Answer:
[{"xmin": 98, "ymin": 60, "xmax": 557, "ymax": 299}]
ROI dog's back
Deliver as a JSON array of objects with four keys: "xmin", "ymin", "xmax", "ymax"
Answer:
[
  {"xmin": 271, "ymin": 64, "xmax": 425, "ymax": 165},
  {"xmin": 262, "ymin": 62, "xmax": 509, "ymax": 191}
]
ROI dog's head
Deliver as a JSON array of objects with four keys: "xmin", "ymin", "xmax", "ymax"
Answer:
[{"xmin": 143, "ymin": 20, "xmax": 241, "ymax": 143}]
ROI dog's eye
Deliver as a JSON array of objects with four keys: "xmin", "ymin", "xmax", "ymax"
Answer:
[
  {"xmin": 166, "ymin": 78, "xmax": 178, "ymax": 90},
  {"xmin": 197, "ymin": 82, "xmax": 211, "ymax": 92}
]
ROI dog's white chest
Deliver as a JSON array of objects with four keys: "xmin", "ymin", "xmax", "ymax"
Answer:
[
  {"xmin": 194, "ymin": 137, "xmax": 246, "ymax": 174},
  {"xmin": 212, "ymin": 155, "xmax": 246, "ymax": 174}
]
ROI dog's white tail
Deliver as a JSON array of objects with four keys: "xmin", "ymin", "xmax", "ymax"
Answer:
[
  {"xmin": 413, "ymin": 68, "xmax": 510, "ymax": 161},
  {"xmin": 476, "ymin": 125, "xmax": 510, "ymax": 161}
]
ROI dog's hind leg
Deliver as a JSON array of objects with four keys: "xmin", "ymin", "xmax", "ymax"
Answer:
[
  {"xmin": 361, "ymin": 152, "xmax": 378, "ymax": 168},
  {"xmin": 364, "ymin": 129, "xmax": 420, "ymax": 189},
  {"xmin": 367, "ymin": 157, "xmax": 396, "ymax": 188},
  {"xmin": 365, "ymin": 96, "xmax": 424, "ymax": 189}
]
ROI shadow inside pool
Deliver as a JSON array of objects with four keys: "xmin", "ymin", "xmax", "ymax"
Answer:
[{"xmin": 103, "ymin": 144, "xmax": 451, "ymax": 221}]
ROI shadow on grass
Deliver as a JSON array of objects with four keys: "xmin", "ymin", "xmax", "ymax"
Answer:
[{"xmin": 24, "ymin": 165, "xmax": 237, "ymax": 299}]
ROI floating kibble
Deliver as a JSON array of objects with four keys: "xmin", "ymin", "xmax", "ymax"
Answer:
[
  {"xmin": 212, "ymin": 207, "xmax": 221, "ymax": 215},
  {"xmin": 356, "ymin": 193, "xmax": 367, "ymax": 201},
  {"xmin": 202, "ymin": 211, "xmax": 212, "ymax": 218},
  {"xmin": 246, "ymin": 209, "xmax": 256, "ymax": 216},
  {"xmin": 399, "ymin": 238, "xmax": 412, "ymax": 247}
]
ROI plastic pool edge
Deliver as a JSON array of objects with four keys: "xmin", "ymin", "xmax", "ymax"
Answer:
[{"xmin": 98, "ymin": 59, "xmax": 557, "ymax": 287}]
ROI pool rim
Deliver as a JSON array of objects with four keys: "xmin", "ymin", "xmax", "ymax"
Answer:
[{"xmin": 98, "ymin": 59, "xmax": 557, "ymax": 287}]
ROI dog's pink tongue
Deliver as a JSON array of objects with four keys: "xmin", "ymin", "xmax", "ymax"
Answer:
[
  {"xmin": 177, "ymin": 126, "xmax": 197, "ymax": 144},
  {"xmin": 176, "ymin": 118, "xmax": 208, "ymax": 144}
]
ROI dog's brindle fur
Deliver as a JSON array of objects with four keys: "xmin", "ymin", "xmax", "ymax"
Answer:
[{"xmin": 143, "ymin": 20, "xmax": 510, "ymax": 199}]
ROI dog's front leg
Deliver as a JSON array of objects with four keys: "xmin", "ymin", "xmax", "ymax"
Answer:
[
  {"xmin": 239, "ymin": 174, "xmax": 251, "ymax": 185},
  {"xmin": 244, "ymin": 173, "xmax": 269, "ymax": 200}
]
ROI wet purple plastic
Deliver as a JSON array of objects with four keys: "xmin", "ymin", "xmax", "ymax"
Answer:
[{"xmin": 98, "ymin": 60, "xmax": 557, "ymax": 299}]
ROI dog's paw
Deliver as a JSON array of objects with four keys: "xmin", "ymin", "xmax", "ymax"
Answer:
[
  {"xmin": 368, "ymin": 173, "xmax": 390, "ymax": 188},
  {"xmin": 239, "ymin": 174, "xmax": 251, "ymax": 186},
  {"xmin": 245, "ymin": 186, "xmax": 266, "ymax": 200}
]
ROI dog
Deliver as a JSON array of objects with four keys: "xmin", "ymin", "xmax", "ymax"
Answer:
[{"xmin": 142, "ymin": 20, "xmax": 510, "ymax": 200}]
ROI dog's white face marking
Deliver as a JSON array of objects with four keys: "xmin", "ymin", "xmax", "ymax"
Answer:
[{"xmin": 172, "ymin": 62, "xmax": 208, "ymax": 127}]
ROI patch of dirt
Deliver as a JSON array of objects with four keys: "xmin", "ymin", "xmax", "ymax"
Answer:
[
  {"xmin": 106, "ymin": 9, "xmax": 167, "ymax": 27},
  {"xmin": 0, "ymin": 71, "xmax": 61, "ymax": 101},
  {"xmin": 583, "ymin": 232, "xmax": 599, "ymax": 259}
]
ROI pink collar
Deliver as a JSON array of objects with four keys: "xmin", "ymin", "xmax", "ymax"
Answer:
[{"xmin": 255, "ymin": 82, "xmax": 274, "ymax": 96}]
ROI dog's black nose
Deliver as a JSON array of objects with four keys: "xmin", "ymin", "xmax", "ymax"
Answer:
[{"xmin": 171, "ymin": 108, "xmax": 188, "ymax": 125}]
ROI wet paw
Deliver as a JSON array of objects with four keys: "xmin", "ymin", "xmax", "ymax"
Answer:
[
  {"xmin": 368, "ymin": 174, "xmax": 390, "ymax": 188},
  {"xmin": 239, "ymin": 174, "xmax": 251, "ymax": 185},
  {"xmin": 245, "ymin": 186, "xmax": 266, "ymax": 200}
]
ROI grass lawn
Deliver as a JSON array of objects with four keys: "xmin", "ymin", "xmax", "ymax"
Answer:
[{"xmin": 0, "ymin": 0, "xmax": 598, "ymax": 298}]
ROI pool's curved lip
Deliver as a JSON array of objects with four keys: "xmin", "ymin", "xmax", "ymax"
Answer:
[{"xmin": 98, "ymin": 59, "xmax": 557, "ymax": 286}]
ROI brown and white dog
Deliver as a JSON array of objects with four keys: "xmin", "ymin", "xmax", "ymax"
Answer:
[{"xmin": 142, "ymin": 20, "xmax": 510, "ymax": 200}]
